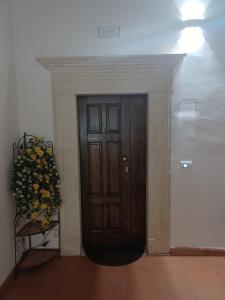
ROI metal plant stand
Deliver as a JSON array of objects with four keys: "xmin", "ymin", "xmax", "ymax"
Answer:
[{"xmin": 13, "ymin": 133, "xmax": 61, "ymax": 277}]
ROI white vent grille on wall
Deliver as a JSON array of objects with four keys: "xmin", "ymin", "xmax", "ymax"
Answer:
[
  {"xmin": 176, "ymin": 99, "xmax": 198, "ymax": 119},
  {"xmin": 97, "ymin": 26, "xmax": 120, "ymax": 39}
]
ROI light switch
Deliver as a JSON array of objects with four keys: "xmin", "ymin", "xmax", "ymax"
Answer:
[{"xmin": 180, "ymin": 160, "xmax": 192, "ymax": 168}]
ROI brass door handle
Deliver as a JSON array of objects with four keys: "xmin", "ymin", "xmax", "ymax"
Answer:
[
  {"xmin": 122, "ymin": 156, "xmax": 128, "ymax": 162},
  {"xmin": 122, "ymin": 156, "xmax": 128, "ymax": 173}
]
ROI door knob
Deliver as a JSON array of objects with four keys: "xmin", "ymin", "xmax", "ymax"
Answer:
[{"xmin": 122, "ymin": 156, "xmax": 128, "ymax": 162}]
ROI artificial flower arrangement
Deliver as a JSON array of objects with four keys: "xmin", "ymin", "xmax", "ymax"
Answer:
[{"xmin": 12, "ymin": 135, "xmax": 61, "ymax": 227}]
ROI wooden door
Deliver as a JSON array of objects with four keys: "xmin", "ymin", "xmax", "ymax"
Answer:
[{"xmin": 78, "ymin": 95, "xmax": 147, "ymax": 250}]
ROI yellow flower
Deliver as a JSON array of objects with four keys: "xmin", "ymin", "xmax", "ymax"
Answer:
[
  {"xmin": 41, "ymin": 203, "xmax": 47, "ymax": 209},
  {"xmin": 45, "ymin": 191, "xmax": 50, "ymax": 198},
  {"xmin": 37, "ymin": 136, "xmax": 44, "ymax": 142},
  {"xmin": 46, "ymin": 148, "xmax": 53, "ymax": 156},
  {"xmin": 31, "ymin": 212, "xmax": 38, "ymax": 220},
  {"xmin": 38, "ymin": 174, "xmax": 43, "ymax": 181},
  {"xmin": 36, "ymin": 159, "xmax": 42, "ymax": 169},
  {"xmin": 32, "ymin": 199, "xmax": 39, "ymax": 208},
  {"xmin": 26, "ymin": 148, "xmax": 33, "ymax": 155},
  {"xmin": 33, "ymin": 183, "xmax": 39, "ymax": 191},
  {"xmin": 30, "ymin": 154, "xmax": 36, "ymax": 160},
  {"xmin": 31, "ymin": 137, "xmax": 43, "ymax": 143},
  {"xmin": 34, "ymin": 146, "xmax": 41, "ymax": 152},
  {"xmin": 45, "ymin": 175, "xmax": 49, "ymax": 183},
  {"xmin": 40, "ymin": 189, "xmax": 51, "ymax": 199},
  {"xmin": 41, "ymin": 218, "xmax": 50, "ymax": 226},
  {"xmin": 35, "ymin": 146, "xmax": 44, "ymax": 157}
]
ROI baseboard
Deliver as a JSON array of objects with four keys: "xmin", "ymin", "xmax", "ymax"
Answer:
[
  {"xmin": 170, "ymin": 247, "xmax": 225, "ymax": 256},
  {"xmin": 0, "ymin": 268, "xmax": 15, "ymax": 298},
  {"xmin": 148, "ymin": 239, "xmax": 170, "ymax": 255}
]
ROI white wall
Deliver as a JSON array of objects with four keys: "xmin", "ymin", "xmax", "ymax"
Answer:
[
  {"xmin": 10, "ymin": 0, "xmax": 225, "ymax": 249},
  {"xmin": 0, "ymin": 0, "xmax": 20, "ymax": 286}
]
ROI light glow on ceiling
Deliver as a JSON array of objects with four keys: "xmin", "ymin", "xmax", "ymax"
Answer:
[{"xmin": 181, "ymin": 0, "xmax": 205, "ymax": 21}]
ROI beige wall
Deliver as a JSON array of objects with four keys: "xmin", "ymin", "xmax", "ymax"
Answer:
[
  {"xmin": 0, "ymin": 0, "xmax": 20, "ymax": 286},
  {"xmin": 9, "ymin": 0, "xmax": 225, "ymax": 249}
]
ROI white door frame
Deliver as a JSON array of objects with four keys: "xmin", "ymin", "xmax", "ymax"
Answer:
[{"xmin": 38, "ymin": 55, "xmax": 185, "ymax": 255}]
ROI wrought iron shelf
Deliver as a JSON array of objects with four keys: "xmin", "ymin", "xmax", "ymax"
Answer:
[
  {"xmin": 13, "ymin": 133, "xmax": 61, "ymax": 277},
  {"xmin": 14, "ymin": 212, "xmax": 61, "ymax": 277},
  {"xmin": 18, "ymin": 249, "xmax": 60, "ymax": 270},
  {"xmin": 16, "ymin": 220, "xmax": 59, "ymax": 237}
]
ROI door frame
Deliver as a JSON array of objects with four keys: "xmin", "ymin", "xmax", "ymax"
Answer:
[{"xmin": 37, "ymin": 55, "xmax": 185, "ymax": 255}]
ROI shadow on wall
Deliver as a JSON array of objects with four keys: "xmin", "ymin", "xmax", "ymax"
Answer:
[
  {"xmin": 0, "ymin": 62, "xmax": 20, "ymax": 285},
  {"xmin": 5, "ymin": 62, "xmax": 20, "ymax": 182},
  {"xmin": 203, "ymin": 1, "xmax": 225, "ymax": 69},
  {"xmin": 122, "ymin": 0, "xmax": 182, "ymax": 53}
]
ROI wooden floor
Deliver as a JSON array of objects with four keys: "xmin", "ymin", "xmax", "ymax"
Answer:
[{"xmin": 3, "ymin": 256, "xmax": 225, "ymax": 300}]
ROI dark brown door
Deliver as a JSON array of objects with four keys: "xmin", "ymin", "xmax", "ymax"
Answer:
[{"xmin": 78, "ymin": 95, "xmax": 147, "ymax": 250}]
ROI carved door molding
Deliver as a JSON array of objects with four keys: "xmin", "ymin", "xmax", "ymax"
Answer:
[{"xmin": 37, "ymin": 54, "xmax": 185, "ymax": 255}]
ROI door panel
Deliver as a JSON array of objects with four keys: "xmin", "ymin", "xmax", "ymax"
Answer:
[
  {"xmin": 78, "ymin": 95, "xmax": 147, "ymax": 249},
  {"xmin": 88, "ymin": 142, "xmax": 103, "ymax": 196},
  {"xmin": 89, "ymin": 204, "xmax": 104, "ymax": 229},
  {"xmin": 107, "ymin": 104, "xmax": 121, "ymax": 132},
  {"xmin": 87, "ymin": 104, "xmax": 102, "ymax": 133},
  {"xmin": 107, "ymin": 141, "xmax": 120, "ymax": 194}
]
